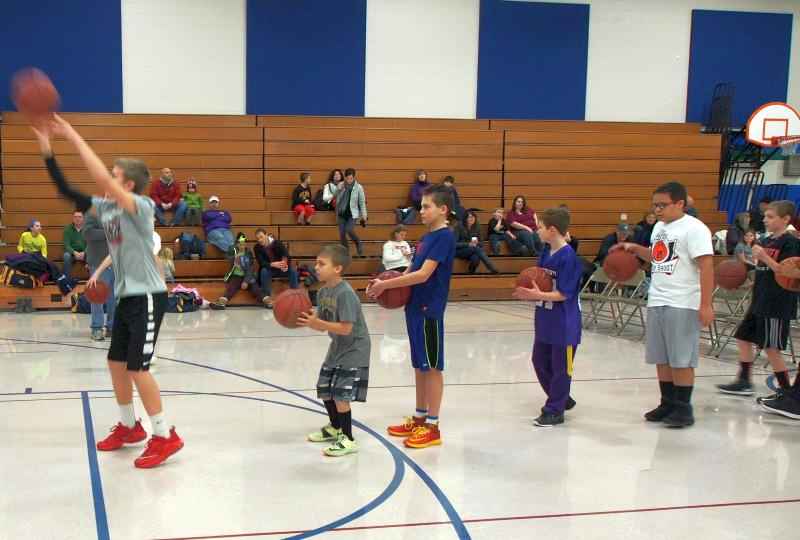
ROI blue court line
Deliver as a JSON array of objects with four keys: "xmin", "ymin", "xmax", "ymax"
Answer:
[{"xmin": 80, "ymin": 391, "xmax": 110, "ymax": 540}]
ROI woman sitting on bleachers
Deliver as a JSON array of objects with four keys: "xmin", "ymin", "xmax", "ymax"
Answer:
[
  {"xmin": 506, "ymin": 195, "xmax": 542, "ymax": 256},
  {"xmin": 453, "ymin": 211, "xmax": 498, "ymax": 274},
  {"xmin": 381, "ymin": 225, "xmax": 413, "ymax": 273},
  {"xmin": 17, "ymin": 219, "xmax": 48, "ymax": 258},
  {"xmin": 320, "ymin": 169, "xmax": 342, "ymax": 211}
]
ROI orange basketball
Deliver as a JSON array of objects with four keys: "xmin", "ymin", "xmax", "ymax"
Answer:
[
  {"xmin": 603, "ymin": 249, "xmax": 640, "ymax": 282},
  {"xmin": 273, "ymin": 288, "xmax": 313, "ymax": 329},
  {"xmin": 714, "ymin": 260, "xmax": 748, "ymax": 290},
  {"xmin": 11, "ymin": 68, "xmax": 60, "ymax": 121},
  {"xmin": 776, "ymin": 257, "xmax": 800, "ymax": 292},
  {"xmin": 516, "ymin": 266, "xmax": 553, "ymax": 292},
  {"xmin": 375, "ymin": 270, "xmax": 411, "ymax": 309},
  {"xmin": 84, "ymin": 280, "xmax": 110, "ymax": 304}
]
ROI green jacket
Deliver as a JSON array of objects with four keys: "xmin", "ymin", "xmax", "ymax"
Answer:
[
  {"xmin": 183, "ymin": 192, "xmax": 204, "ymax": 211},
  {"xmin": 63, "ymin": 224, "xmax": 87, "ymax": 254}
]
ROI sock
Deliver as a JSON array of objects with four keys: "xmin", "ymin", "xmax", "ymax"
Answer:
[
  {"xmin": 120, "ymin": 403, "xmax": 136, "ymax": 428},
  {"xmin": 150, "ymin": 412, "xmax": 169, "ymax": 438},
  {"xmin": 339, "ymin": 410, "xmax": 353, "ymax": 441},
  {"xmin": 427, "ymin": 415, "xmax": 439, "ymax": 426},
  {"xmin": 739, "ymin": 361, "xmax": 753, "ymax": 382},
  {"xmin": 414, "ymin": 408, "xmax": 428, "ymax": 421},
  {"xmin": 673, "ymin": 385, "xmax": 694, "ymax": 405},
  {"xmin": 658, "ymin": 381, "xmax": 675, "ymax": 403},
  {"xmin": 324, "ymin": 400, "xmax": 341, "ymax": 429},
  {"xmin": 775, "ymin": 370, "xmax": 792, "ymax": 389}
]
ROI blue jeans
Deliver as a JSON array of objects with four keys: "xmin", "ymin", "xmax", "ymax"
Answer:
[
  {"xmin": 259, "ymin": 266, "xmax": 299, "ymax": 296},
  {"xmin": 337, "ymin": 216, "xmax": 363, "ymax": 256},
  {"xmin": 514, "ymin": 229, "xmax": 543, "ymax": 256},
  {"xmin": 207, "ymin": 228, "xmax": 235, "ymax": 256},
  {"xmin": 154, "ymin": 200, "xmax": 188, "ymax": 226},
  {"xmin": 89, "ymin": 266, "xmax": 115, "ymax": 330},
  {"xmin": 62, "ymin": 251, "xmax": 84, "ymax": 277}
]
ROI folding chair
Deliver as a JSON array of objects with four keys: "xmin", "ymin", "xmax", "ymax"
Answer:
[
  {"xmin": 711, "ymin": 285, "xmax": 752, "ymax": 357},
  {"xmin": 580, "ymin": 267, "xmax": 617, "ymax": 329}
]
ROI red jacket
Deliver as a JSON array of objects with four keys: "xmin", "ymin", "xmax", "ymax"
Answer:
[{"xmin": 150, "ymin": 179, "xmax": 182, "ymax": 206}]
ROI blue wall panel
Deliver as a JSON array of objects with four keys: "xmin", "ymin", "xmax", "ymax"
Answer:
[
  {"xmin": 687, "ymin": 10, "xmax": 793, "ymax": 126},
  {"xmin": 246, "ymin": 0, "xmax": 366, "ymax": 116},
  {"xmin": 477, "ymin": 0, "xmax": 589, "ymax": 120},
  {"xmin": 0, "ymin": 1, "xmax": 122, "ymax": 112}
]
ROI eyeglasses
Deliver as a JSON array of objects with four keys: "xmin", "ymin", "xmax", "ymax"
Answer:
[{"xmin": 652, "ymin": 202, "xmax": 675, "ymax": 210}]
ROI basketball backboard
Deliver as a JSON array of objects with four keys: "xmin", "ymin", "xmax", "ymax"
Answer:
[{"xmin": 745, "ymin": 102, "xmax": 800, "ymax": 147}]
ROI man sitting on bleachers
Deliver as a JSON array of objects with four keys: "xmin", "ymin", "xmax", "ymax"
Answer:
[
  {"xmin": 594, "ymin": 222, "xmax": 633, "ymax": 266},
  {"xmin": 62, "ymin": 210, "xmax": 86, "ymax": 278},
  {"xmin": 202, "ymin": 195, "xmax": 235, "ymax": 257},
  {"xmin": 150, "ymin": 168, "xmax": 187, "ymax": 226}
]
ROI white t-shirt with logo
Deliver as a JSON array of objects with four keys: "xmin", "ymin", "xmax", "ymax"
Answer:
[{"xmin": 647, "ymin": 214, "xmax": 713, "ymax": 310}]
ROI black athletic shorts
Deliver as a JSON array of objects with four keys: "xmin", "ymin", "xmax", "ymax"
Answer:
[
  {"xmin": 734, "ymin": 311, "xmax": 791, "ymax": 351},
  {"xmin": 108, "ymin": 293, "xmax": 168, "ymax": 371}
]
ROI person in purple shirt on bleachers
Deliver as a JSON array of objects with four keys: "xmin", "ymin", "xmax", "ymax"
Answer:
[{"xmin": 202, "ymin": 195, "xmax": 234, "ymax": 256}]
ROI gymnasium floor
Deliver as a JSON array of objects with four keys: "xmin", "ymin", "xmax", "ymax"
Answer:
[{"xmin": 1, "ymin": 302, "xmax": 797, "ymax": 540}]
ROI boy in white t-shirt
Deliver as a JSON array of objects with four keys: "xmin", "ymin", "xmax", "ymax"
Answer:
[{"xmin": 614, "ymin": 182, "xmax": 715, "ymax": 428}]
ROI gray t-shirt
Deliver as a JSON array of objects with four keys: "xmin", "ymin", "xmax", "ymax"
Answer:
[
  {"xmin": 317, "ymin": 280, "xmax": 370, "ymax": 368},
  {"xmin": 92, "ymin": 195, "xmax": 167, "ymax": 298}
]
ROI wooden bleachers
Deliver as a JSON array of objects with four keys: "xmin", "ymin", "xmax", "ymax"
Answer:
[{"xmin": 0, "ymin": 112, "xmax": 727, "ymax": 310}]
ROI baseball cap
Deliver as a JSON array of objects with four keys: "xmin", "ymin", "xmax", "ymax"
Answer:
[
  {"xmin": 209, "ymin": 195, "xmax": 220, "ymax": 203},
  {"xmin": 616, "ymin": 223, "xmax": 630, "ymax": 233}
]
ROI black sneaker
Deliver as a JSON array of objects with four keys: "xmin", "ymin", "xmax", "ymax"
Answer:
[
  {"xmin": 663, "ymin": 403, "xmax": 695, "ymax": 428},
  {"xmin": 209, "ymin": 302, "xmax": 226, "ymax": 311},
  {"xmin": 566, "ymin": 397, "xmax": 577, "ymax": 411},
  {"xmin": 644, "ymin": 401, "xmax": 674, "ymax": 422},
  {"xmin": 756, "ymin": 390, "xmax": 783, "ymax": 404},
  {"xmin": 760, "ymin": 391, "xmax": 800, "ymax": 420},
  {"xmin": 534, "ymin": 411, "xmax": 564, "ymax": 427},
  {"xmin": 716, "ymin": 379, "xmax": 754, "ymax": 396}
]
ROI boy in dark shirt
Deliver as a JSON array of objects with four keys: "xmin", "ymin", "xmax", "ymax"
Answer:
[
  {"xmin": 718, "ymin": 201, "xmax": 800, "ymax": 408},
  {"xmin": 291, "ymin": 172, "xmax": 315, "ymax": 225},
  {"xmin": 513, "ymin": 207, "xmax": 582, "ymax": 427},
  {"xmin": 254, "ymin": 229, "xmax": 299, "ymax": 303},
  {"xmin": 367, "ymin": 185, "xmax": 456, "ymax": 448}
]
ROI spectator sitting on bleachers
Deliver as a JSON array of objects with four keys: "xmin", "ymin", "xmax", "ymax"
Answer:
[
  {"xmin": 150, "ymin": 168, "xmax": 187, "ymax": 226},
  {"xmin": 82, "ymin": 212, "xmax": 114, "ymax": 341},
  {"xmin": 254, "ymin": 228, "xmax": 299, "ymax": 304},
  {"xmin": 335, "ymin": 168, "xmax": 367, "ymax": 257},
  {"xmin": 594, "ymin": 222, "xmax": 633, "ymax": 266},
  {"xmin": 319, "ymin": 169, "xmax": 342, "ymax": 211},
  {"xmin": 182, "ymin": 178, "xmax": 203, "ymax": 226},
  {"xmin": 749, "ymin": 196, "xmax": 771, "ymax": 234},
  {"xmin": 292, "ymin": 172, "xmax": 316, "ymax": 225},
  {"xmin": 381, "ymin": 225, "xmax": 412, "ymax": 273},
  {"xmin": 158, "ymin": 247, "xmax": 175, "ymax": 283},
  {"xmin": 442, "ymin": 176, "xmax": 465, "ymax": 221},
  {"xmin": 62, "ymin": 210, "xmax": 86, "ymax": 278},
  {"xmin": 506, "ymin": 195, "xmax": 542, "ymax": 256},
  {"xmin": 453, "ymin": 211, "xmax": 499, "ymax": 274},
  {"xmin": 211, "ymin": 233, "xmax": 270, "ymax": 310},
  {"xmin": 734, "ymin": 229, "xmax": 756, "ymax": 267},
  {"xmin": 202, "ymin": 195, "xmax": 235, "ymax": 256},
  {"xmin": 685, "ymin": 195, "xmax": 699, "ymax": 218},
  {"xmin": 18, "ymin": 219, "xmax": 48, "ymax": 258},
  {"xmin": 725, "ymin": 212, "xmax": 750, "ymax": 255},
  {"xmin": 409, "ymin": 169, "xmax": 430, "ymax": 212},
  {"xmin": 487, "ymin": 207, "xmax": 523, "ymax": 256},
  {"xmin": 633, "ymin": 211, "xmax": 657, "ymax": 247}
]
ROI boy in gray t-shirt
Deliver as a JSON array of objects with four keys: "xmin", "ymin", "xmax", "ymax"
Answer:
[
  {"xmin": 298, "ymin": 245, "xmax": 370, "ymax": 457},
  {"xmin": 34, "ymin": 115, "xmax": 183, "ymax": 469}
]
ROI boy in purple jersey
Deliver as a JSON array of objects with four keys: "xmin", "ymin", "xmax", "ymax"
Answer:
[{"xmin": 513, "ymin": 207, "xmax": 582, "ymax": 427}]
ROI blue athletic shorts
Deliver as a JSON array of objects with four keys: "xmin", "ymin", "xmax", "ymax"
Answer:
[{"xmin": 405, "ymin": 311, "xmax": 445, "ymax": 371}]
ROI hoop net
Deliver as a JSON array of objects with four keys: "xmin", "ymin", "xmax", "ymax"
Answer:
[{"xmin": 771, "ymin": 135, "xmax": 800, "ymax": 154}]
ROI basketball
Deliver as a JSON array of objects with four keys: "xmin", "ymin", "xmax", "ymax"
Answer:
[
  {"xmin": 375, "ymin": 270, "xmax": 411, "ymax": 309},
  {"xmin": 714, "ymin": 260, "xmax": 748, "ymax": 290},
  {"xmin": 84, "ymin": 280, "xmax": 110, "ymax": 305},
  {"xmin": 11, "ymin": 67, "xmax": 60, "ymax": 121},
  {"xmin": 776, "ymin": 257, "xmax": 800, "ymax": 292},
  {"xmin": 273, "ymin": 288, "xmax": 313, "ymax": 329},
  {"xmin": 516, "ymin": 266, "xmax": 553, "ymax": 292},
  {"xmin": 603, "ymin": 249, "xmax": 640, "ymax": 283}
]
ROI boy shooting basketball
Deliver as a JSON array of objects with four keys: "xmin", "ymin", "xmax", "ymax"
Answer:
[
  {"xmin": 614, "ymin": 182, "xmax": 714, "ymax": 428},
  {"xmin": 298, "ymin": 244, "xmax": 371, "ymax": 457},
  {"xmin": 33, "ymin": 115, "xmax": 183, "ymax": 468},
  {"xmin": 367, "ymin": 185, "xmax": 456, "ymax": 448}
]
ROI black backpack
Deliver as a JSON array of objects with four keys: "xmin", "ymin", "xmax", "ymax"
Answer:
[{"xmin": 312, "ymin": 188, "xmax": 330, "ymax": 211}]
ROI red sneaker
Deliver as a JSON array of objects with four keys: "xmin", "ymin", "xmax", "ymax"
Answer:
[
  {"xmin": 96, "ymin": 421, "xmax": 147, "ymax": 451},
  {"xmin": 134, "ymin": 428, "xmax": 184, "ymax": 469},
  {"xmin": 404, "ymin": 423, "xmax": 441, "ymax": 449},
  {"xmin": 387, "ymin": 416, "xmax": 426, "ymax": 437}
]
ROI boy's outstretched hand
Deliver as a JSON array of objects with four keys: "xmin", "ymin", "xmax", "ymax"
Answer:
[
  {"xmin": 512, "ymin": 281, "xmax": 543, "ymax": 302},
  {"xmin": 366, "ymin": 278, "xmax": 385, "ymax": 299},
  {"xmin": 297, "ymin": 309, "xmax": 323, "ymax": 331}
]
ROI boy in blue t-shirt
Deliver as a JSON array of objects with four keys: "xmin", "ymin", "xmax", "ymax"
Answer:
[
  {"xmin": 513, "ymin": 207, "xmax": 582, "ymax": 427},
  {"xmin": 367, "ymin": 185, "xmax": 455, "ymax": 448}
]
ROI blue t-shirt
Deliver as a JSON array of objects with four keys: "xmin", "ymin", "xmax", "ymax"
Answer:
[
  {"xmin": 534, "ymin": 244, "xmax": 582, "ymax": 346},
  {"xmin": 406, "ymin": 227, "xmax": 455, "ymax": 319}
]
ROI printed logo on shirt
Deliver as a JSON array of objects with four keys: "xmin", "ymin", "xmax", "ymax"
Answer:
[
  {"xmin": 318, "ymin": 295, "xmax": 337, "ymax": 322},
  {"xmin": 102, "ymin": 207, "xmax": 124, "ymax": 246},
  {"xmin": 755, "ymin": 245, "xmax": 780, "ymax": 271},
  {"xmin": 651, "ymin": 232, "xmax": 679, "ymax": 275}
]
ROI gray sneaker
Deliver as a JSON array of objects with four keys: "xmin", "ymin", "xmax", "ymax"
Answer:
[{"xmin": 90, "ymin": 329, "xmax": 105, "ymax": 341}]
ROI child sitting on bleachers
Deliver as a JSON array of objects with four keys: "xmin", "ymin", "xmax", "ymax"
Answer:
[
  {"xmin": 452, "ymin": 211, "xmax": 498, "ymax": 274},
  {"xmin": 292, "ymin": 172, "xmax": 316, "ymax": 225},
  {"xmin": 182, "ymin": 178, "xmax": 203, "ymax": 226},
  {"xmin": 487, "ymin": 207, "xmax": 524, "ymax": 256},
  {"xmin": 158, "ymin": 247, "xmax": 176, "ymax": 283},
  {"xmin": 381, "ymin": 225, "xmax": 413, "ymax": 273},
  {"xmin": 18, "ymin": 219, "xmax": 48, "ymax": 258},
  {"xmin": 210, "ymin": 233, "xmax": 270, "ymax": 310}
]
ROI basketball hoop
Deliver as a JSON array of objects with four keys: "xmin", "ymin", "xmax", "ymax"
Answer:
[
  {"xmin": 772, "ymin": 135, "xmax": 800, "ymax": 155},
  {"xmin": 746, "ymin": 102, "xmax": 800, "ymax": 148}
]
